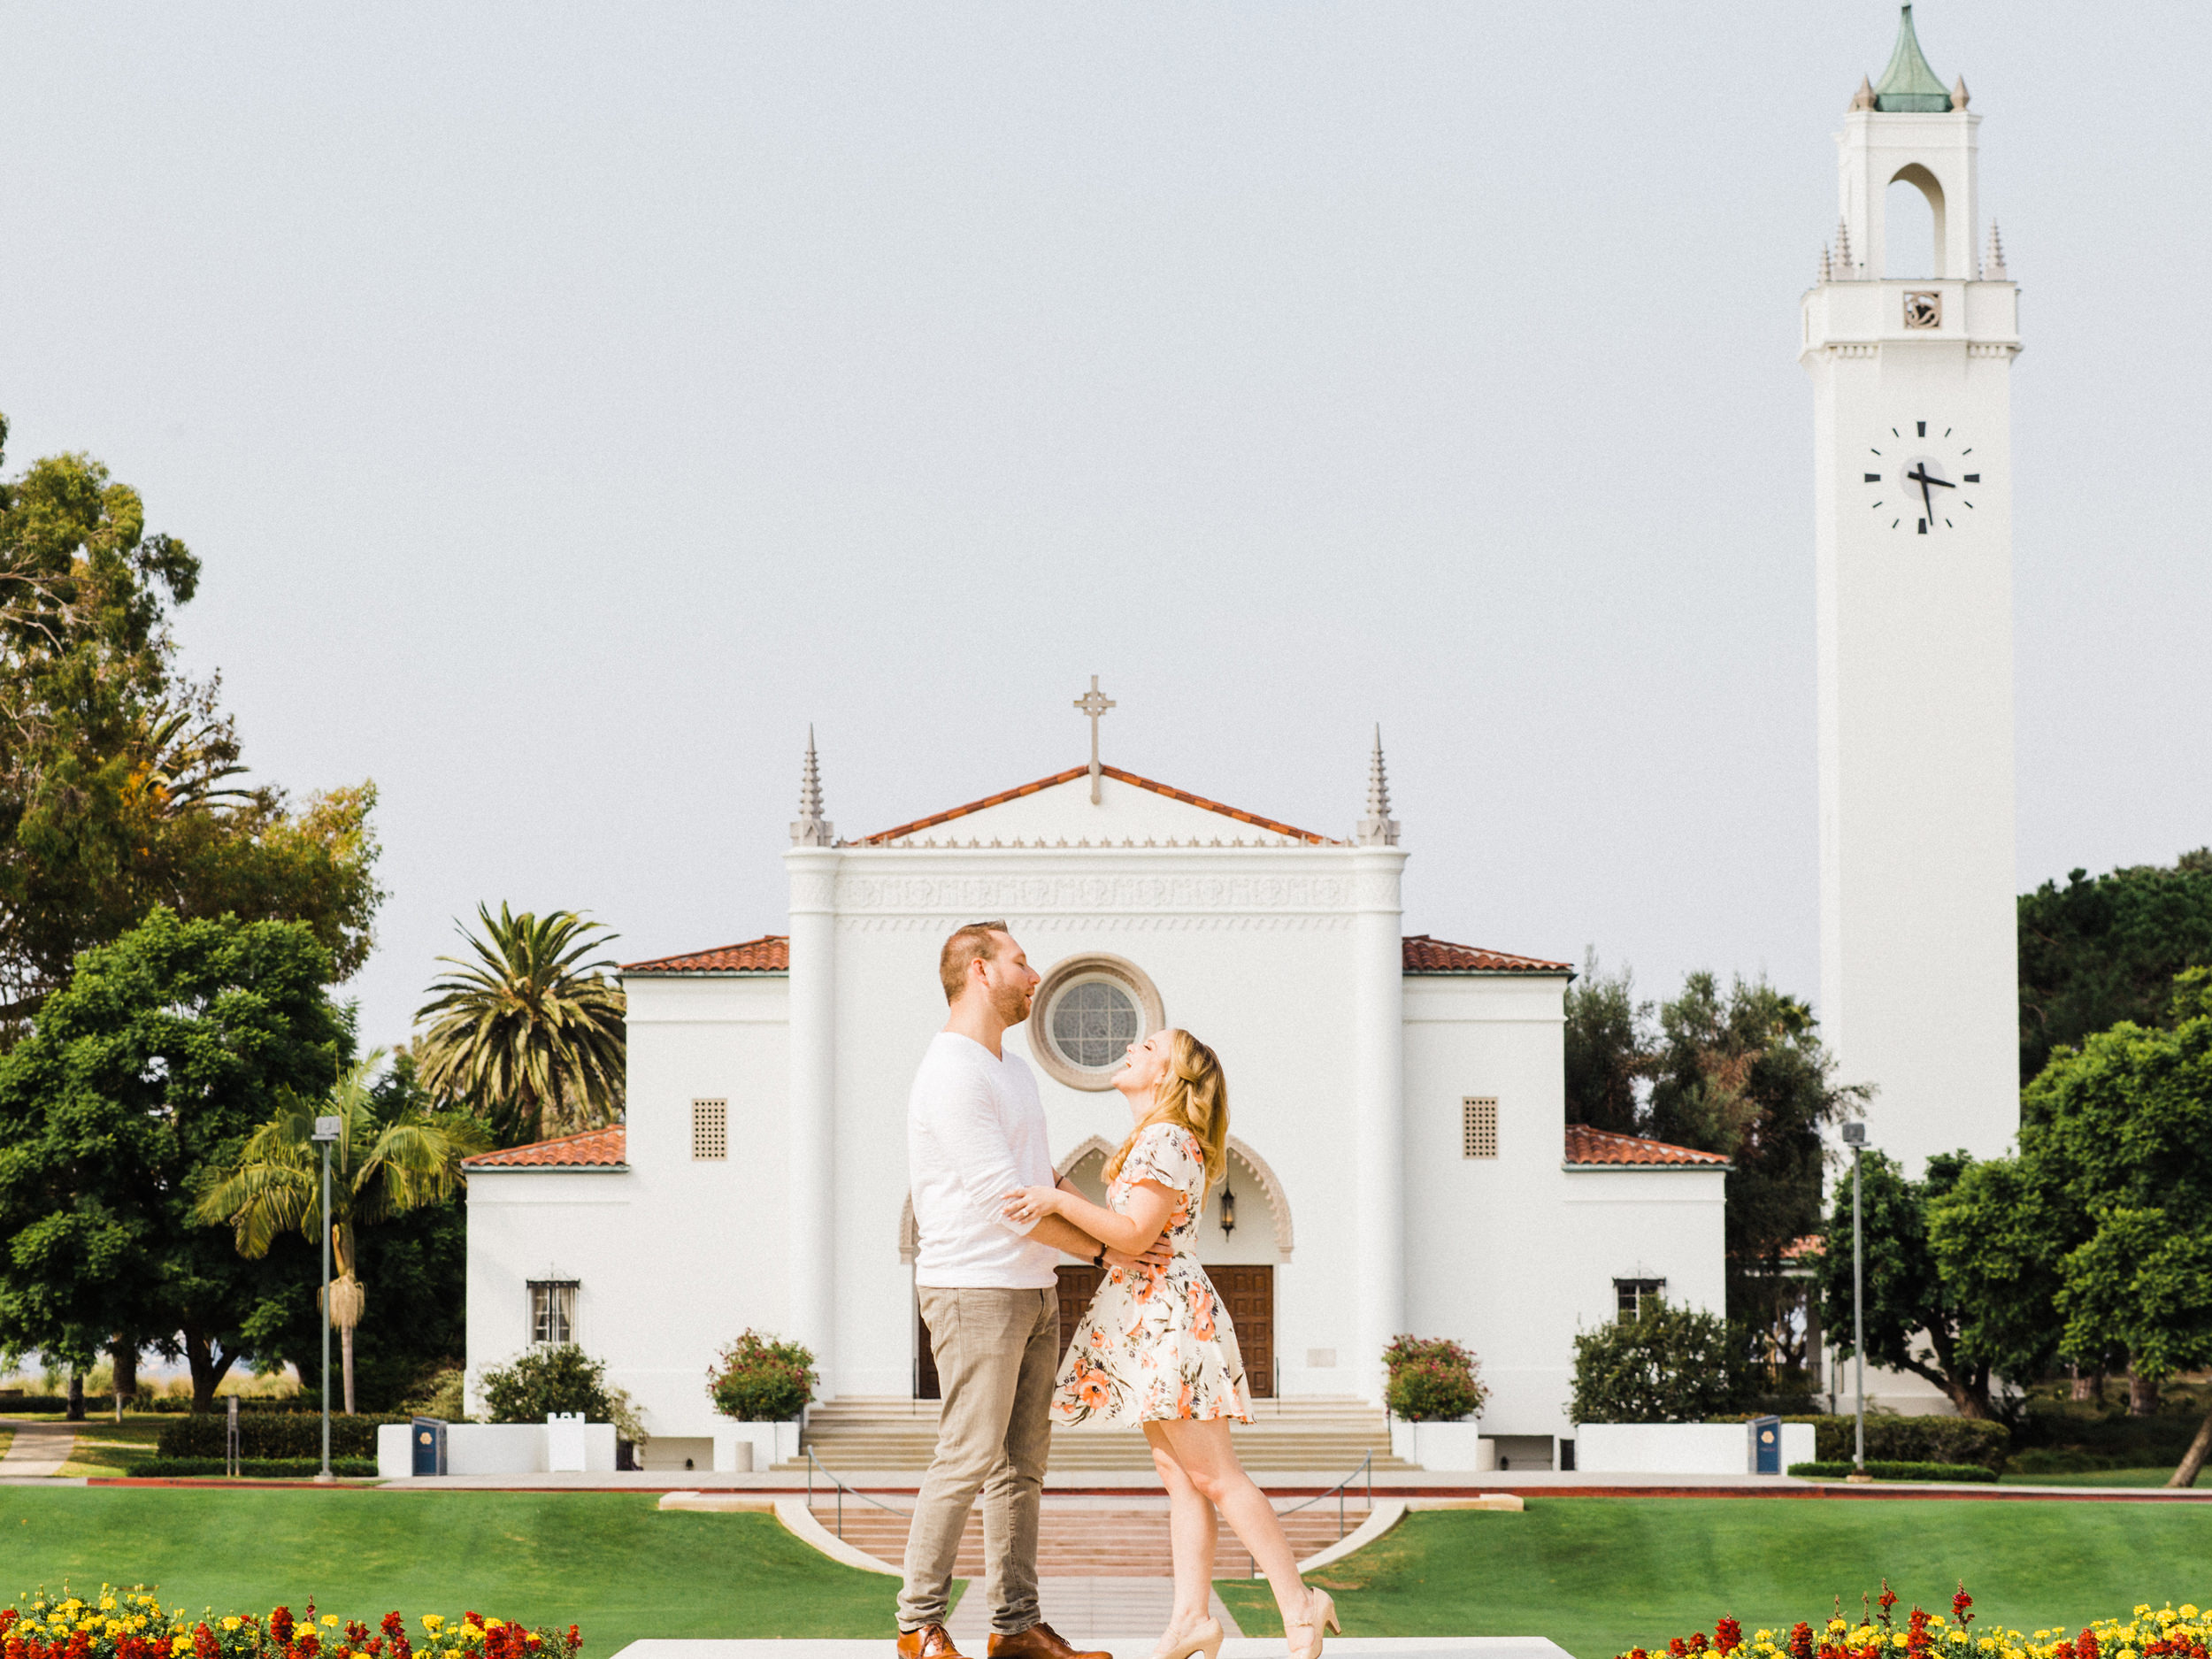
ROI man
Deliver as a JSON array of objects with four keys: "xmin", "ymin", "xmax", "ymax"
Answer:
[{"xmin": 899, "ymin": 921, "xmax": 1156, "ymax": 1659}]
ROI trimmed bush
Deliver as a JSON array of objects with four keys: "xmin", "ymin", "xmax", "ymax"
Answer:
[
  {"xmin": 1787, "ymin": 1459, "xmax": 1997, "ymax": 1483},
  {"xmin": 124, "ymin": 1456, "xmax": 380, "ymax": 1479},
  {"xmin": 1382, "ymin": 1334, "xmax": 1490, "ymax": 1422},
  {"xmin": 1784, "ymin": 1413, "xmax": 2009, "ymax": 1473},
  {"xmin": 709, "ymin": 1330, "xmax": 817, "ymax": 1422},
  {"xmin": 156, "ymin": 1414, "xmax": 403, "ymax": 1459},
  {"xmin": 1570, "ymin": 1301, "xmax": 1749, "ymax": 1424},
  {"xmin": 480, "ymin": 1344, "xmax": 614, "ymax": 1423},
  {"xmin": 0, "ymin": 1396, "xmax": 69, "ymax": 1413}
]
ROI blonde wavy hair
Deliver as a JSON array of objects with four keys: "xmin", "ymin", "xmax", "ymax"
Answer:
[{"xmin": 1103, "ymin": 1028, "xmax": 1229, "ymax": 1193}]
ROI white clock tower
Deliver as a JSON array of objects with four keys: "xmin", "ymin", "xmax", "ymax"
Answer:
[{"xmin": 1802, "ymin": 5, "xmax": 2020, "ymax": 1171}]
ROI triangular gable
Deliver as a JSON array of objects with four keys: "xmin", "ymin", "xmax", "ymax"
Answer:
[{"xmin": 853, "ymin": 765, "xmax": 1339, "ymax": 847}]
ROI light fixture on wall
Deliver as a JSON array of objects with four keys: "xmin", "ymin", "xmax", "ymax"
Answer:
[{"xmin": 1218, "ymin": 1182, "xmax": 1236, "ymax": 1240}]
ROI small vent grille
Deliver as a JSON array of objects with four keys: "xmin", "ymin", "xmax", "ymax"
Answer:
[
  {"xmin": 692, "ymin": 1098, "xmax": 728, "ymax": 1161},
  {"xmin": 1462, "ymin": 1096, "xmax": 1499, "ymax": 1159}
]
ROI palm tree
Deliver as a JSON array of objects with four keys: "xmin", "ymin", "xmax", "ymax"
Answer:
[
  {"xmin": 411, "ymin": 903, "xmax": 626, "ymax": 1146},
  {"xmin": 196, "ymin": 1051, "xmax": 489, "ymax": 1413}
]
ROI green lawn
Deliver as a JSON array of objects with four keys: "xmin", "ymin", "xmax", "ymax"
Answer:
[
  {"xmin": 1215, "ymin": 1498, "xmax": 2212, "ymax": 1659},
  {"xmin": 0, "ymin": 1489, "xmax": 899, "ymax": 1655}
]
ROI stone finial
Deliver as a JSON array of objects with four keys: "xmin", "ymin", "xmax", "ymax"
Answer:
[
  {"xmin": 1849, "ymin": 73, "xmax": 1876, "ymax": 111},
  {"xmin": 1818, "ymin": 244, "xmax": 1833, "ymax": 283},
  {"xmin": 1833, "ymin": 218, "xmax": 1855, "ymax": 278},
  {"xmin": 790, "ymin": 726, "xmax": 835, "ymax": 847},
  {"xmin": 1952, "ymin": 74, "xmax": 1970, "ymax": 110},
  {"xmin": 1983, "ymin": 220, "xmax": 2008, "ymax": 280},
  {"xmin": 1355, "ymin": 726, "xmax": 1400, "ymax": 848}
]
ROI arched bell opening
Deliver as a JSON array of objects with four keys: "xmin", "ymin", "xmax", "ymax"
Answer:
[{"xmin": 1884, "ymin": 163, "xmax": 1947, "ymax": 279}]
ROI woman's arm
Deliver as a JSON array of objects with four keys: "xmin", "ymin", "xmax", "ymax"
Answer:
[{"xmin": 1004, "ymin": 1179, "xmax": 1174, "ymax": 1255}]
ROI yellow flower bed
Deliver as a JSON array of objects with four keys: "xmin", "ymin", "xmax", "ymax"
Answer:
[
  {"xmin": 1620, "ymin": 1587, "xmax": 2211, "ymax": 1659},
  {"xmin": 1, "ymin": 1590, "xmax": 581, "ymax": 1659}
]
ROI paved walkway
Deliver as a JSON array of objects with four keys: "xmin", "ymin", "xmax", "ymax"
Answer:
[
  {"xmin": 0, "ymin": 1424, "xmax": 75, "ymax": 1480},
  {"xmin": 945, "ymin": 1577, "xmax": 1243, "ymax": 1645}
]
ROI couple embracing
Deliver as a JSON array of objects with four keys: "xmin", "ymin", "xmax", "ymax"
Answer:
[{"xmin": 897, "ymin": 922, "xmax": 1337, "ymax": 1659}]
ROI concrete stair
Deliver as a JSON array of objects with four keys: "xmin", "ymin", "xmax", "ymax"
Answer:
[
  {"xmin": 785, "ymin": 1395, "xmax": 1409, "ymax": 1476},
  {"xmin": 795, "ymin": 1500, "xmax": 1373, "ymax": 1578}
]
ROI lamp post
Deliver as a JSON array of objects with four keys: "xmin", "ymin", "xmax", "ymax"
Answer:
[
  {"xmin": 1840, "ymin": 1119, "xmax": 1869, "ymax": 1481},
  {"xmin": 311, "ymin": 1113, "xmax": 342, "ymax": 1484}
]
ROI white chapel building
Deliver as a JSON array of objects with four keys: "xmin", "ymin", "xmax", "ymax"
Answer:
[{"xmin": 462, "ymin": 733, "xmax": 1729, "ymax": 1469}]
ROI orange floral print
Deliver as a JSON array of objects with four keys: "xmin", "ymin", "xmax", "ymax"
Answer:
[{"xmin": 1050, "ymin": 1124, "xmax": 1254, "ymax": 1429}]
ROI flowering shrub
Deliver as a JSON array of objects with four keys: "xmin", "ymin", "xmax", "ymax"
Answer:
[
  {"xmin": 1614, "ymin": 1581, "xmax": 2212, "ymax": 1659},
  {"xmin": 1382, "ymin": 1336, "xmax": 1490, "ymax": 1423},
  {"xmin": 708, "ymin": 1331, "xmax": 816, "ymax": 1422},
  {"xmin": 0, "ymin": 1589, "xmax": 583, "ymax": 1659}
]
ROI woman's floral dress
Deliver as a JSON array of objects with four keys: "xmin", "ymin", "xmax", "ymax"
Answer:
[{"xmin": 1050, "ymin": 1122, "xmax": 1254, "ymax": 1427}]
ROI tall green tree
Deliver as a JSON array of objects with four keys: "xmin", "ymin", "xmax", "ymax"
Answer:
[
  {"xmin": 1814, "ymin": 1148, "xmax": 2000, "ymax": 1417},
  {"xmin": 0, "ymin": 907, "xmax": 347, "ymax": 1408},
  {"xmin": 1648, "ymin": 972, "xmax": 1859, "ymax": 1379},
  {"xmin": 413, "ymin": 904, "xmax": 626, "ymax": 1146},
  {"xmin": 0, "ymin": 418, "xmax": 384, "ymax": 1030},
  {"xmin": 1993, "ymin": 971, "xmax": 2212, "ymax": 1483},
  {"xmin": 197, "ymin": 1049, "xmax": 488, "ymax": 1413},
  {"xmin": 1563, "ymin": 952, "xmax": 1648, "ymax": 1135},
  {"xmin": 2018, "ymin": 849, "xmax": 2212, "ymax": 1082}
]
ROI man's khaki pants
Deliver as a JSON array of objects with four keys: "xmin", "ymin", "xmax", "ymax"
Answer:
[{"xmin": 897, "ymin": 1286, "xmax": 1061, "ymax": 1635}]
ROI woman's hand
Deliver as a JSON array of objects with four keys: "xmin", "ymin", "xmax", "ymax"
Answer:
[{"xmin": 1002, "ymin": 1184, "xmax": 1064, "ymax": 1225}]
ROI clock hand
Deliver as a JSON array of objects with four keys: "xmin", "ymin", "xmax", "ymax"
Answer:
[
  {"xmin": 1915, "ymin": 470, "xmax": 1933, "ymax": 521},
  {"xmin": 1904, "ymin": 465, "xmax": 1956, "ymax": 490}
]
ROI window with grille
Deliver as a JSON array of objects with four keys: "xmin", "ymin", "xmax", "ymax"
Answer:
[
  {"xmin": 692, "ymin": 1098, "xmax": 728, "ymax": 1161},
  {"xmin": 1461, "ymin": 1096, "xmax": 1499, "ymax": 1158},
  {"xmin": 1615, "ymin": 1278, "xmax": 1664, "ymax": 1324},
  {"xmin": 529, "ymin": 1280, "xmax": 579, "ymax": 1345}
]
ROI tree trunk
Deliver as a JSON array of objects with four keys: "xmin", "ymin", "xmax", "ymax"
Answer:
[
  {"xmin": 2131, "ymin": 1368, "xmax": 2160, "ymax": 1417},
  {"xmin": 111, "ymin": 1340, "xmax": 138, "ymax": 1418},
  {"xmin": 2070, "ymin": 1362, "xmax": 2093, "ymax": 1402},
  {"xmin": 342, "ymin": 1325, "xmax": 356, "ymax": 1417},
  {"xmin": 2170, "ymin": 1404, "xmax": 2212, "ymax": 1488},
  {"xmin": 65, "ymin": 1371, "xmax": 84, "ymax": 1422},
  {"xmin": 182, "ymin": 1326, "xmax": 236, "ymax": 1413}
]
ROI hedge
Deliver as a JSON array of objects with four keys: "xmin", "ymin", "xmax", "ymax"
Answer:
[
  {"xmin": 123, "ymin": 1457, "xmax": 380, "ymax": 1479},
  {"xmin": 1782, "ymin": 1413, "xmax": 2010, "ymax": 1473},
  {"xmin": 156, "ymin": 1414, "xmax": 404, "ymax": 1459},
  {"xmin": 0, "ymin": 1397, "xmax": 69, "ymax": 1413},
  {"xmin": 1788, "ymin": 1459, "xmax": 1998, "ymax": 1483}
]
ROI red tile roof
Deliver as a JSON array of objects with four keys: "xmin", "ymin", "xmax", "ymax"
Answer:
[
  {"xmin": 464, "ymin": 1125, "xmax": 628, "ymax": 1171},
  {"xmin": 856, "ymin": 765, "xmax": 1339, "ymax": 847},
  {"xmin": 1402, "ymin": 934, "xmax": 1574, "ymax": 974},
  {"xmin": 623, "ymin": 935, "xmax": 789, "ymax": 974},
  {"xmin": 1563, "ymin": 1123, "xmax": 1731, "ymax": 1168}
]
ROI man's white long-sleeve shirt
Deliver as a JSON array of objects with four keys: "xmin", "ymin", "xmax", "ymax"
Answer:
[{"xmin": 908, "ymin": 1031, "xmax": 1060, "ymax": 1289}]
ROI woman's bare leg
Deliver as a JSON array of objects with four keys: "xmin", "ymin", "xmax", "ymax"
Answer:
[
  {"xmin": 1147, "ymin": 1417, "xmax": 1314, "ymax": 1634},
  {"xmin": 1144, "ymin": 1425, "xmax": 1219, "ymax": 1642}
]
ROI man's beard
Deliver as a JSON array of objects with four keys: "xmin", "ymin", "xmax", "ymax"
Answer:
[{"xmin": 989, "ymin": 975, "xmax": 1032, "ymax": 1026}]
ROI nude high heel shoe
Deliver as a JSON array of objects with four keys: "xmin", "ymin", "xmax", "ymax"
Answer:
[
  {"xmin": 1286, "ymin": 1590, "xmax": 1340, "ymax": 1659},
  {"xmin": 1151, "ymin": 1617, "xmax": 1222, "ymax": 1659}
]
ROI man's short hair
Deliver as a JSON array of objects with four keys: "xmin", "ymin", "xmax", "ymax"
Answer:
[{"xmin": 939, "ymin": 920, "xmax": 1010, "ymax": 1004}]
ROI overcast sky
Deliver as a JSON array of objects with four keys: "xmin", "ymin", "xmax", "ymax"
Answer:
[{"xmin": 3, "ymin": 3, "xmax": 2206, "ymax": 1050}]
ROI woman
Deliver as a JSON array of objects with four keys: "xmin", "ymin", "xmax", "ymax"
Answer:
[{"xmin": 1004, "ymin": 1029, "xmax": 1338, "ymax": 1659}]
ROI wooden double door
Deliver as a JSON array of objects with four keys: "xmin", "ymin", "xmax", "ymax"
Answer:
[{"xmin": 916, "ymin": 1264, "xmax": 1274, "ymax": 1400}]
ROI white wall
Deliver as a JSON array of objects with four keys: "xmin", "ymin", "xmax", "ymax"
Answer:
[
  {"xmin": 1402, "ymin": 974, "xmax": 1726, "ymax": 1440},
  {"xmin": 465, "ymin": 972, "xmax": 792, "ymax": 1440}
]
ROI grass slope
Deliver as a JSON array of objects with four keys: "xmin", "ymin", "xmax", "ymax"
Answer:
[
  {"xmin": 1214, "ymin": 1498, "xmax": 2212, "ymax": 1659},
  {"xmin": 0, "ymin": 1490, "xmax": 898, "ymax": 1655}
]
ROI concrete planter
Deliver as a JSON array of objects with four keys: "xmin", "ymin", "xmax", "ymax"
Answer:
[
  {"xmin": 712, "ymin": 1419, "xmax": 802, "ymax": 1472},
  {"xmin": 1574, "ymin": 1420, "xmax": 1816, "ymax": 1474},
  {"xmin": 1388, "ymin": 1417, "xmax": 1494, "ymax": 1471},
  {"xmin": 375, "ymin": 1419, "xmax": 619, "ymax": 1479}
]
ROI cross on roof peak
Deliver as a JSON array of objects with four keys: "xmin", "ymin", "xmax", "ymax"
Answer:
[{"xmin": 1072, "ymin": 674, "xmax": 1115, "ymax": 804}]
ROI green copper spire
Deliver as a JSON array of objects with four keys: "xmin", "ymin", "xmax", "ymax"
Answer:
[{"xmin": 1873, "ymin": 5, "xmax": 1953, "ymax": 111}]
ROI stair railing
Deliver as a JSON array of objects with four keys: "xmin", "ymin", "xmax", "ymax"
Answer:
[
  {"xmin": 1271, "ymin": 1449, "xmax": 1372, "ymax": 1543},
  {"xmin": 805, "ymin": 1445, "xmax": 908, "ymax": 1540}
]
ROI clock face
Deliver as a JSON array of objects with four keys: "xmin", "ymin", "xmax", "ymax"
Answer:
[{"xmin": 1863, "ymin": 420, "xmax": 1982, "ymax": 534}]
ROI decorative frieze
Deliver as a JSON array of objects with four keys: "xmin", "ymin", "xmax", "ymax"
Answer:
[{"xmin": 836, "ymin": 871, "xmax": 1354, "ymax": 915}]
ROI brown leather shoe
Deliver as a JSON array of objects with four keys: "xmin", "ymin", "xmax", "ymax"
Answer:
[
  {"xmin": 898, "ymin": 1626, "xmax": 967, "ymax": 1659},
  {"xmin": 988, "ymin": 1624, "xmax": 1110, "ymax": 1659}
]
